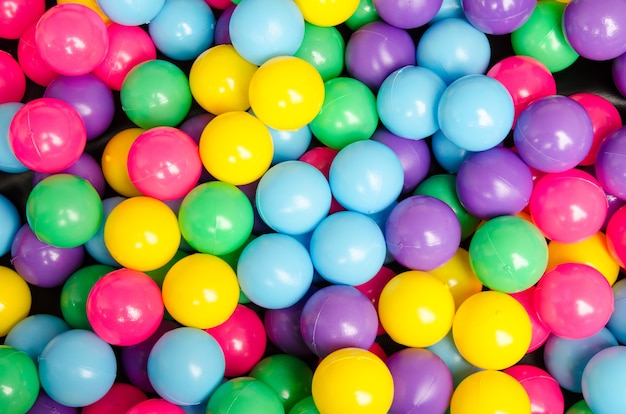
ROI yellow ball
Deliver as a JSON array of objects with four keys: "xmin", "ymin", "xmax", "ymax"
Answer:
[
  {"xmin": 57, "ymin": 0, "xmax": 111, "ymax": 24},
  {"xmin": 294, "ymin": 0, "xmax": 360, "ymax": 27},
  {"xmin": 452, "ymin": 291, "xmax": 532, "ymax": 370},
  {"xmin": 450, "ymin": 370, "xmax": 531, "ymax": 414},
  {"xmin": 104, "ymin": 196, "xmax": 180, "ymax": 271},
  {"xmin": 378, "ymin": 270, "xmax": 455, "ymax": 347},
  {"xmin": 101, "ymin": 128, "xmax": 144, "ymax": 197},
  {"xmin": 189, "ymin": 45, "xmax": 258, "ymax": 115},
  {"xmin": 0, "ymin": 266, "xmax": 31, "ymax": 337},
  {"xmin": 428, "ymin": 247, "xmax": 483, "ymax": 310},
  {"xmin": 199, "ymin": 111, "xmax": 273, "ymax": 185},
  {"xmin": 312, "ymin": 347, "xmax": 394, "ymax": 414},
  {"xmin": 162, "ymin": 253, "xmax": 240, "ymax": 329},
  {"xmin": 249, "ymin": 56, "xmax": 324, "ymax": 131}
]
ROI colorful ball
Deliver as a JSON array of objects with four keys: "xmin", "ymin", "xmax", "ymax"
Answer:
[
  {"xmin": 57, "ymin": 0, "xmax": 111, "ymax": 23},
  {"xmin": 82, "ymin": 383, "xmax": 148, "ymax": 414},
  {"xmin": 430, "ymin": 129, "xmax": 475, "ymax": 174},
  {"xmin": 462, "ymin": 0, "xmax": 537, "ymax": 34},
  {"xmin": 450, "ymin": 370, "xmax": 531, "ymax": 414},
  {"xmin": 4, "ymin": 314, "xmax": 69, "ymax": 363},
  {"xmin": 33, "ymin": 153, "xmax": 106, "ymax": 198},
  {"xmin": 96, "ymin": 0, "xmax": 165, "ymax": 25},
  {"xmin": 0, "ymin": 51, "xmax": 26, "ymax": 104},
  {"xmin": 0, "ymin": 345, "xmax": 39, "ymax": 413},
  {"xmin": 0, "ymin": 193, "xmax": 20, "ymax": 257},
  {"xmin": 428, "ymin": 247, "xmax": 483, "ymax": 310},
  {"xmin": 372, "ymin": 0, "xmax": 443, "ymax": 29},
  {"xmin": 84, "ymin": 197, "xmax": 124, "ymax": 267},
  {"xmin": 17, "ymin": 23, "xmax": 59, "ymax": 87},
  {"xmin": 267, "ymin": 123, "xmax": 312, "ymax": 164},
  {"xmin": 207, "ymin": 377, "xmax": 284, "ymax": 414},
  {"xmin": 213, "ymin": 3, "xmax": 235, "ymax": 44},
  {"xmin": 293, "ymin": 0, "xmax": 359, "ymax": 27},
  {"xmin": 294, "ymin": 22, "xmax": 345, "ymax": 82},
  {"xmin": 582, "ymin": 346, "xmax": 626, "ymax": 413},
  {"xmin": 127, "ymin": 399, "xmax": 185, "ymax": 414},
  {"xmin": 566, "ymin": 400, "xmax": 593, "ymax": 414},
  {"xmin": 504, "ymin": 365, "xmax": 564, "ymax": 414},
  {"xmin": 0, "ymin": 266, "xmax": 31, "ymax": 337},
  {"xmin": 344, "ymin": 0, "xmax": 379, "ymax": 30},
  {"xmin": 0, "ymin": 0, "xmax": 45, "ymax": 39},
  {"xmin": 101, "ymin": 128, "xmax": 144, "ymax": 197},
  {"xmin": 0, "ymin": 102, "xmax": 28, "ymax": 173},
  {"xmin": 596, "ymin": 126, "xmax": 626, "ymax": 200},
  {"xmin": 426, "ymin": 331, "xmax": 482, "ymax": 388},
  {"xmin": 509, "ymin": 287, "xmax": 551, "ymax": 353},
  {"xmin": 354, "ymin": 266, "xmax": 396, "ymax": 335},
  {"xmin": 28, "ymin": 390, "xmax": 78, "ymax": 414}
]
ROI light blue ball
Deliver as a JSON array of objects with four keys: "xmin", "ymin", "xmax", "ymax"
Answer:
[
  {"xmin": 229, "ymin": 0, "xmax": 305, "ymax": 65},
  {"xmin": 269, "ymin": 124, "xmax": 312, "ymax": 165},
  {"xmin": 437, "ymin": 74, "xmax": 514, "ymax": 152},
  {"xmin": 256, "ymin": 160, "xmax": 331, "ymax": 235},
  {"xmin": 377, "ymin": 65, "xmax": 447, "ymax": 140},
  {"xmin": 237, "ymin": 233, "xmax": 313, "ymax": 309},
  {"xmin": 431, "ymin": 0, "xmax": 463, "ymax": 22},
  {"xmin": 148, "ymin": 327, "xmax": 225, "ymax": 406},
  {"xmin": 329, "ymin": 140, "xmax": 404, "ymax": 215},
  {"xmin": 417, "ymin": 17, "xmax": 491, "ymax": 85},
  {"xmin": 0, "ymin": 103, "xmax": 28, "ymax": 173},
  {"xmin": 96, "ymin": 0, "xmax": 165, "ymax": 26},
  {"xmin": 85, "ymin": 196, "xmax": 125, "ymax": 267},
  {"xmin": 427, "ymin": 330, "xmax": 482, "ymax": 388},
  {"xmin": 148, "ymin": 0, "xmax": 215, "ymax": 61},
  {"xmin": 39, "ymin": 329, "xmax": 117, "ymax": 407},
  {"xmin": 431, "ymin": 129, "xmax": 475, "ymax": 173},
  {"xmin": 4, "ymin": 314, "xmax": 70, "ymax": 364},
  {"xmin": 309, "ymin": 210, "xmax": 386, "ymax": 286},
  {"xmin": 582, "ymin": 346, "xmax": 626, "ymax": 414},
  {"xmin": 0, "ymin": 193, "xmax": 20, "ymax": 256},
  {"xmin": 607, "ymin": 278, "xmax": 626, "ymax": 344}
]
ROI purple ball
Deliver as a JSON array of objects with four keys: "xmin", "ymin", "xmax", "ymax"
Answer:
[
  {"xmin": 372, "ymin": 0, "xmax": 443, "ymax": 29},
  {"xmin": 372, "ymin": 127, "xmax": 431, "ymax": 193},
  {"xmin": 179, "ymin": 112, "xmax": 216, "ymax": 143},
  {"xmin": 43, "ymin": 74, "xmax": 115, "ymax": 140},
  {"xmin": 462, "ymin": 0, "xmax": 537, "ymax": 34},
  {"xmin": 612, "ymin": 52, "xmax": 626, "ymax": 98},
  {"xmin": 513, "ymin": 95, "xmax": 594, "ymax": 173},
  {"xmin": 27, "ymin": 389, "xmax": 79, "ymax": 414},
  {"xmin": 300, "ymin": 285, "xmax": 378, "ymax": 358},
  {"xmin": 385, "ymin": 195, "xmax": 461, "ymax": 271},
  {"xmin": 32, "ymin": 153, "xmax": 106, "ymax": 198},
  {"xmin": 345, "ymin": 21, "xmax": 415, "ymax": 90},
  {"xmin": 456, "ymin": 147, "xmax": 533, "ymax": 219},
  {"xmin": 10, "ymin": 224, "xmax": 85, "ymax": 288},
  {"xmin": 605, "ymin": 193, "xmax": 626, "ymax": 232},
  {"xmin": 595, "ymin": 126, "xmax": 626, "ymax": 200},
  {"xmin": 214, "ymin": 3, "xmax": 235, "ymax": 45},
  {"xmin": 386, "ymin": 348, "xmax": 453, "ymax": 414},
  {"xmin": 563, "ymin": 0, "xmax": 626, "ymax": 61}
]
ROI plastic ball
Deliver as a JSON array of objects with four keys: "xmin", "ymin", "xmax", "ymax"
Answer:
[
  {"xmin": 566, "ymin": 400, "xmax": 593, "ymax": 414},
  {"xmin": 450, "ymin": 370, "xmax": 531, "ymax": 414},
  {"xmin": 249, "ymin": 56, "xmax": 325, "ymax": 131},
  {"xmin": 207, "ymin": 377, "xmax": 284, "ymax": 414},
  {"xmin": 4, "ymin": 314, "xmax": 69, "ymax": 363},
  {"xmin": 606, "ymin": 204, "xmax": 626, "ymax": 267},
  {"xmin": 104, "ymin": 196, "xmax": 181, "ymax": 271},
  {"xmin": 0, "ymin": 193, "xmax": 19, "ymax": 257},
  {"xmin": 0, "ymin": 51, "xmax": 26, "ymax": 104},
  {"xmin": 39, "ymin": 329, "xmax": 117, "ymax": 407},
  {"xmin": 35, "ymin": 3, "xmax": 108, "ymax": 76},
  {"xmin": 596, "ymin": 126, "xmax": 626, "ymax": 200},
  {"xmin": 92, "ymin": 23, "xmax": 157, "ymax": 91},
  {"xmin": 0, "ymin": 266, "xmax": 31, "ymax": 337},
  {"xmin": 162, "ymin": 253, "xmax": 239, "ymax": 329},
  {"xmin": 148, "ymin": 0, "xmax": 215, "ymax": 61},
  {"xmin": 229, "ymin": 0, "xmax": 304, "ymax": 65},
  {"xmin": 309, "ymin": 211, "xmax": 386, "ymax": 285},
  {"xmin": 0, "ymin": 0, "xmax": 45, "ymax": 39},
  {"xmin": 428, "ymin": 247, "xmax": 483, "ymax": 310},
  {"xmin": 372, "ymin": 0, "xmax": 443, "ymax": 29},
  {"xmin": 33, "ymin": 153, "xmax": 106, "ymax": 198},
  {"xmin": 178, "ymin": 181, "xmax": 253, "ymax": 255},
  {"xmin": 509, "ymin": 287, "xmax": 551, "ymax": 353},
  {"xmin": 17, "ymin": 22, "xmax": 59, "ymax": 87},
  {"xmin": 354, "ymin": 266, "xmax": 396, "ymax": 335},
  {"xmin": 256, "ymin": 160, "xmax": 331, "ymax": 235},
  {"xmin": 504, "ymin": 365, "xmax": 564, "ymax": 414},
  {"xmin": 82, "ymin": 383, "xmax": 148, "ymax": 414},
  {"xmin": 417, "ymin": 17, "xmax": 491, "ymax": 85},
  {"xmin": 238, "ymin": 233, "xmax": 314, "ymax": 309},
  {"xmin": 11, "ymin": 224, "xmax": 85, "ymax": 288},
  {"xmin": 294, "ymin": 22, "xmax": 345, "ymax": 82},
  {"xmin": 27, "ymin": 389, "xmax": 78, "ymax": 414},
  {"xmin": 514, "ymin": 95, "xmax": 594, "ymax": 172},
  {"xmin": 83, "ymin": 197, "xmax": 124, "ymax": 267},
  {"xmin": 438, "ymin": 74, "xmax": 514, "ymax": 152},
  {"xmin": 147, "ymin": 327, "xmax": 225, "ymax": 405},
  {"xmin": 426, "ymin": 331, "xmax": 481, "ymax": 388},
  {"xmin": 378, "ymin": 270, "xmax": 455, "ymax": 348},
  {"xmin": 529, "ymin": 169, "xmax": 608, "ymax": 243},
  {"xmin": 608, "ymin": 279, "xmax": 626, "ymax": 344},
  {"xmin": 345, "ymin": 21, "xmax": 415, "ymax": 90},
  {"xmin": 582, "ymin": 346, "xmax": 626, "ymax": 413},
  {"xmin": 432, "ymin": 0, "xmax": 463, "ymax": 21},
  {"xmin": 0, "ymin": 102, "xmax": 28, "ymax": 173},
  {"xmin": 9, "ymin": 97, "xmax": 86, "ymax": 173},
  {"xmin": 430, "ymin": 129, "xmax": 475, "ymax": 174},
  {"xmin": 293, "ymin": 0, "xmax": 359, "ymax": 27},
  {"xmin": 385, "ymin": 195, "xmax": 461, "ymax": 271},
  {"xmin": 267, "ymin": 123, "xmax": 312, "ymax": 164},
  {"xmin": 299, "ymin": 146, "xmax": 344, "ymax": 213},
  {"xmin": 511, "ymin": 0, "xmax": 579, "ymax": 73},
  {"xmin": 101, "ymin": 128, "xmax": 144, "ymax": 197},
  {"xmin": 96, "ymin": 0, "xmax": 165, "ymax": 25},
  {"xmin": 127, "ymin": 399, "xmax": 185, "ymax": 414},
  {"xmin": 462, "ymin": 0, "xmax": 536, "ymax": 34},
  {"xmin": 309, "ymin": 77, "xmax": 378, "ymax": 149},
  {"xmin": 213, "ymin": 3, "xmax": 235, "ymax": 44},
  {"xmin": 613, "ymin": 51, "xmax": 626, "ymax": 98},
  {"xmin": 121, "ymin": 59, "xmax": 192, "ymax": 129},
  {"xmin": 0, "ymin": 345, "xmax": 39, "ymax": 413},
  {"xmin": 535, "ymin": 263, "xmax": 614, "ymax": 340},
  {"xmin": 289, "ymin": 396, "xmax": 320, "ymax": 414},
  {"xmin": 26, "ymin": 174, "xmax": 102, "ymax": 248},
  {"xmin": 56, "ymin": 0, "xmax": 110, "ymax": 23},
  {"xmin": 199, "ymin": 111, "xmax": 274, "ymax": 185},
  {"xmin": 344, "ymin": 0, "xmax": 379, "ymax": 30},
  {"xmin": 377, "ymin": 65, "xmax": 446, "ymax": 140}
]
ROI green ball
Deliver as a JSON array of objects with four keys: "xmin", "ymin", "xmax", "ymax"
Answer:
[
  {"xmin": 294, "ymin": 22, "xmax": 345, "ymax": 82},
  {"xmin": 121, "ymin": 59, "xmax": 192, "ymax": 128},
  {"xmin": 511, "ymin": 0, "xmax": 579, "ymax": 73},
  {"xmin": 207, "ymin": 377, "xmax": 284, "ymax": 414},
  {"xmin": 469, "ymin": 215, "xmax": 548, "ymax": 293},
  {"xmin": 345, "ymin": 0, "xmax": 380, "ymax": 31},
  {"xmin": 145, "ymin": 249, "xmax": 189, "ymax": 289},
  {"xmin": 566, "ymin": 400, "xmax": 593, "ymax": 414},
  {"xmin": 26, "ymin": 174, "xmax": 103, "ymax": 248},
  {"xmin": 289, "ymin": 396, "xmax": 320, "ymax": 414},
  {"xmin": 309, "ymin": 77, "xmax": 379, "ymax": 150},
  {"xmin": 0, "ymin": 346, "xmax": 39, "ymax": 414}
]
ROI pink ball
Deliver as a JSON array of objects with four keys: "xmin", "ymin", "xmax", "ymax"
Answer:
[
  {"xmin": 0, "ymin": 50, "xmax": 26, "ymax": 104},
  {"xmin": 127, "ymin": 126, "xmax": 203, "ymax": 201},
  {"xmin": 205, "ymin": 0, "xmax": 233, "ymax": 9},
  {"xmin": 127, "ymin": 399, "xmax": 185, "ymax": 414},
  {"xmin": 529, "ymin": 169, "xmax": 608, "ymax": 243},
  {"xmin": 355, "ymin": 265, "xmax": 396, "ymax": 336},
  {"xmin": 9, "ymin": 97, "xmax": 86, "ymax": 173},
  {"xmin": 92, "ymin": 23, "xmax": 157, "ymax": 91},
  {"xmin": 17, "ymin": 23, "xmax": 59, "ymax": 87},
  {"xmin": 82, "ymin": 383, "xmax": 148, "ymax": 414},
  {"xmin": 87, "ymin": 268, "xmax": 165, "ymax": 346},
  {"xmin": 509, "ymin": 287, "xmax": 550, "ymax": 353},
  {"xmin": 535, "ymin": 263, "xmax": 614, "ymax": 340},
  {"xmin": 0, "ymin": 0, "xmax": 45, "ymax": 39},
  {"xmin": 606, "ymin": 204, "xmax": 626, "ymax": 267},
  {"xmin": 504, "ymin": 365, "xmax": 564, "ymax": 414},
  {"xmin": 35, "ymin": 3, "xmax": 109, "ymax": 76}
]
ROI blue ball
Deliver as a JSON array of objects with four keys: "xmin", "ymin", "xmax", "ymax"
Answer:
[
  {"xmin": 431, "ymin": 129, "xmax": 475, "ymax": 173},
  {"xmin": 148, "ymin": 327, "xmax": 225, "ymax": 406},
  {"xmin": 377, "ymin": 65, "xmax": 447, "ymax": 140},
  {"xmin": 427, "ymin": 330, "xmax": 481, "ymax": 388},
  {"xmin": 4, "ymin": 314, "xmax": 70, "ymax": 364},
  {"xmin": 229, "ymin": 0, "xmax": 305, "ymax": 65},
  {"xmin": 39, "ymin": 329, "xmax": 117, "ymax": 407},
  {"xmin": 582, "ymin": 346, "xmax": 626, "ymax": 414},
  {"xmin": 417, "ymin": 17, "xmax": 491, "ymax": 85},
  {"xmin": 96, "ymin": 0, "xmax": 166, "ymax": 26},
  {"xmin": 607, "ymin": 278, "xmax": 626, "ymax": 344},
  {"xmin": 309, "ymin": 210, "xmax": 386, "ymax": 285},
  {"xmin": 237, "ymin": 233, "xmax": 313, "ymax": 309},
  {"xmin": 268, "ymin": 124, "xmax": 312, "ymax": 164},
  {"xmin": 84, "ymin": 196, "xmax": 125, "ymax": 267},
  {"xmin": 0, "ymin": 193, "xmax": 20, "ymax": 257},
  {"xmin": 148, "ymin": 0, "xmax": 215, "ymax": 61},
  {"xmin": 431, "ymin": 0, "xmax": 464, "ymax": 21},
  {"xmin": 437, "ymin": 74, "xmax": 514, "ymax": 152},
  {"xmin": 329, "ymin": 140, "xmax": 404, "ymax": 215},
  {"xmin": 0, "ymin": 103, "xmax": 28, "ymax": 173}
]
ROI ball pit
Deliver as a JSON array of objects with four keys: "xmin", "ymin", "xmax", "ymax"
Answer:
[{"xmin": 3, "ymin": 0, "xmax": 626, "ymax": 412}]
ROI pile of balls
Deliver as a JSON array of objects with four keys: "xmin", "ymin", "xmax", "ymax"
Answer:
[{"xmin": 3, "ymin": 0, "xmax": 626, "ymax": 413}]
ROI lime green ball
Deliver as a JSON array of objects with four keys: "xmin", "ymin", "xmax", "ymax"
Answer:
[
  {"xmin": 345, "ymin": 0, "xmax": 380, "ymax": 31},
  {"xmin": 207, "ymin": 377, "xmax": 284, "ymax": 414},
  {"xmin": 294, "ymin": 22, "xmax": 345, "ymax": 82}
]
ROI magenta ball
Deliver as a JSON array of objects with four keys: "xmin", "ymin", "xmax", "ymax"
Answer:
[
  {"xmin": 386, "ymin": 348, "xmax": 453, "ymax": 414},
  {"xmin": 0, "ymin": 50, "xmax": 26, "ymax": 104},
  {"xmin": 456, "ymin": 147, "xmax": 533, "ymax": 219},
  {"xmin": 513, "ymin": 95, "xmax": 594, "ymax": 173},
  {"xmin": 345, "ymin": 21, "xmax": 415, "ymax": 90},
  {"xmin": 32, "ymin": 153, "xmax": 106, "ymax": 198},
  {"xmin": 504, "ymin": 365, "xmax": 564, "ymax": 414},
  {"xmin": 300, "ymin": 285, "xmax": 378, "ymax": 358},
  {"xmin": 385, "ymin": 195, "xmax": 461, "ymax": 271},
  {"xmin": 462, "ymin": 0, "xmax": 537, "ymax": 34},
  {"xmin": 0, "ymin": 0, "xmax": 46, "ymax": 39},
  {"xmin": 510, "ymin": 287, "xmax": 550, "ymax": 353},
  {"xmin": 372, "ymin": 0, "xmax": 443, "ymax": 29},
  {"xmin": 17, "ymin": 23, "xmax": 60, "ymax": 87},
  {"xmin": 563, "ymin": 0, "xmax": 626, "ymax": 61},
  {"xmin": 596, "ymin": 126, "xmax": 626, "ymax": 200}
]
